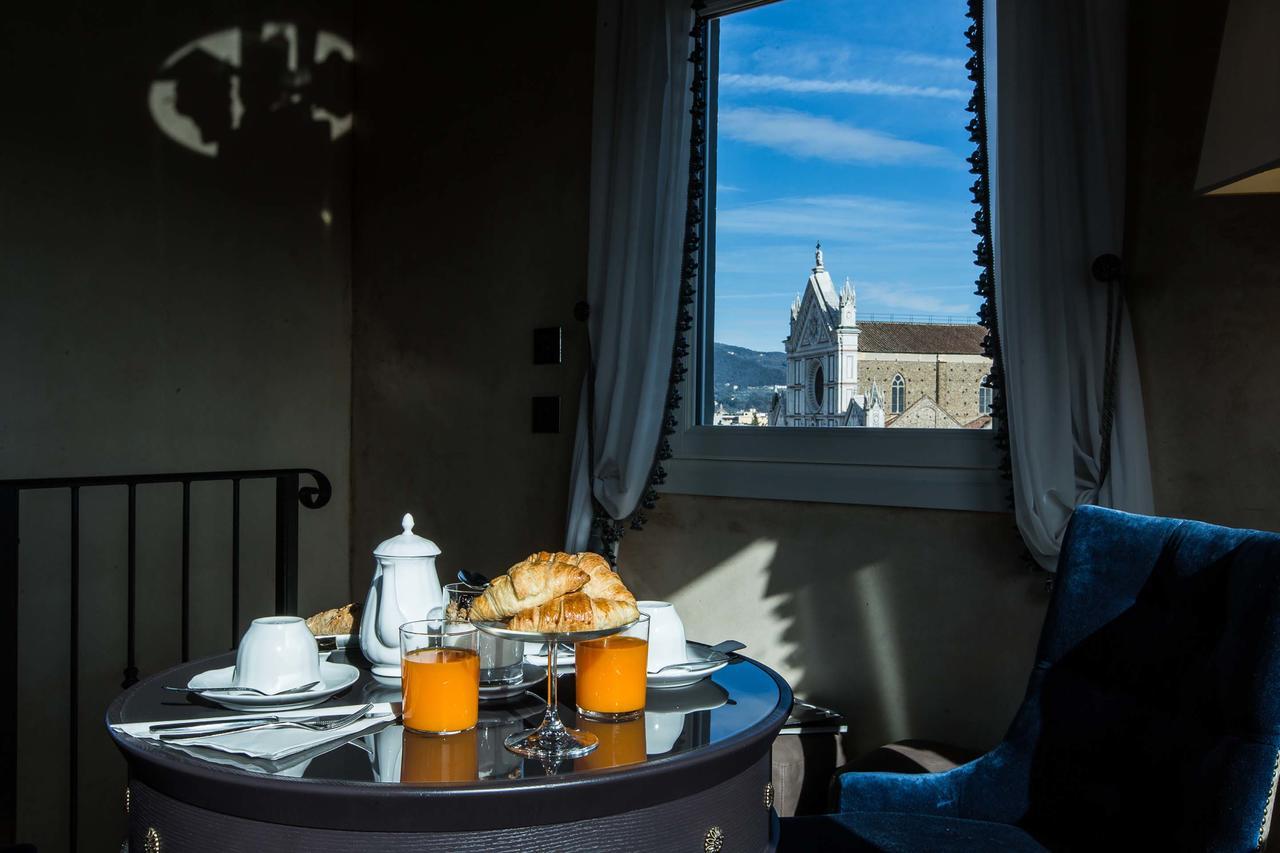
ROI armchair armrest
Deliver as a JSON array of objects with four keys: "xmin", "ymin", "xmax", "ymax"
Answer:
[
  {"xmin": 836, "ymin": 763, "xmax": 964, "ymax": 817},
  {"xmin": 836, "ymin": 741, "xmax": 1031, "ymax": 824}
]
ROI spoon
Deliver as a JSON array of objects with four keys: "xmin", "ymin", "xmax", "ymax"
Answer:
[
  {"xmin": 457, "ymin": 569, "xmax": 490, "ymax": 586},
  {"xmin": 164, "ymin": 680, "xmax": 321, "ymax": 696},
  {"xmin": 653, "ymin": 640, "xmax": 747, "ymax": 674}
]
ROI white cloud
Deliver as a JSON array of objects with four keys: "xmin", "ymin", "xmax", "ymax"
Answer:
[
  {"xmin": 721, "ymin": 73, "xmax": 967, "ymax": 101},
  {"xmin": 855, "ymin": 280, "xmax": 974, "ymax": 317},
  {"xmin": 717, "ymin": 194, "xmax": 971, "ymax": 241},
  {"xmin": 895, "ymin": 51, "xmax": 967, "ymax": 72},
  {"xmin": 716, "ymin": 183, "xmax": 745, "ymax": 193},
  {"xmin": 718, "ymin": 107, "xmax": 954, "ymax": 167},
  {"xmin": 716, "ymin": 290, "xmax": 798, "ymax": 300}
]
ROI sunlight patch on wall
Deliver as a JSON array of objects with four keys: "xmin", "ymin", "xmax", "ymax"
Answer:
[
  {"xmin": 148, "ymin": 23, "xmax": 353, "ymax": 159},
  {"xmin": 662, "ymin": 539, "xmax": 800, "ymax": 685},
  {"xmin": 849, "ymin": 566, "xmax": 909, "ymax": 737}
]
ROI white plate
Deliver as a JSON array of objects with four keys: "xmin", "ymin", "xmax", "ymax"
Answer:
[
  {"xmin": 187, "ymin": 661, "xmax": 360, "ymax": 711},
  {"xmin": 480, "ymin": 664, "xmax": 547, "ymax": 701},
  {"xmin": 524, "ymin": 641, "xmax": 575, "ymax": 667},
  {"xmin": 647, "ymin": 642, "xmax": 731, "ymax": 689}
]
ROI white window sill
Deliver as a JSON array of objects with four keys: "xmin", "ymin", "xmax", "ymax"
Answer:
[{"xmin": 662, "ymin": 425, "xmax": 1009, "ymax": 513}]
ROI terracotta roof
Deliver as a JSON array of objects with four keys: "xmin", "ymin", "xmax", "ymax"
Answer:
[
  {"xmin": 857, "ymin": 322, "xmax": 986, "ymax": 355},
  {"xmin": 963, "ymin": 414, "xmax": 993, "ymax": 429}
]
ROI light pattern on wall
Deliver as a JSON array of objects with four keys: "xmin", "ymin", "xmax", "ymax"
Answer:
[{"xmin": 148, "ymin": 23, "xmax": 353, "ymax": 158}]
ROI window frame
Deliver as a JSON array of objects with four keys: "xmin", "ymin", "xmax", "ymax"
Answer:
[{"xmin": 662, "ymin": 9, "xmax": 1007, "ymax": 514}]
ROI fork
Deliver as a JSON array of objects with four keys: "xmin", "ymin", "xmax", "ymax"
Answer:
[
  {"xmin": 163, "ymin": 680, "xmax": 320, "ymax": 696},
  {"xmin": 158, "ymin": 703, "xmax": 376, "ymax": 741}
]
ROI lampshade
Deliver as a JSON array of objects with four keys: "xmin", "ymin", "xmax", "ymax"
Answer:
[{"xmin": 1195, "ymin": 0, "xmax": 1280, "ymax": 195}]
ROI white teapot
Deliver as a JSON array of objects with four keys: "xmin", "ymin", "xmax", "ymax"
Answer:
[{"xmin": 359, "ymin": 513, "xmax": 444, "ymax": 676}]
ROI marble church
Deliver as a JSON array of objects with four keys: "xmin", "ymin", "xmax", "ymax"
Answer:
[{"xmin": 768, "ymin": 245, "xmax": 994, "ymax": 429}]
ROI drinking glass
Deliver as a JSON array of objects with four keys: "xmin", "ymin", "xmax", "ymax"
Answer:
[
  {"xmin": 575, "ymin": 614, "xmax": 650, "ymax": 722},
  {"xmin": 444, "ymin": 582, "xmax": 524, "ymax": 685},
  {"xmin": 399, "ymin": 619, "xmax": 480, "ymax": 735}
]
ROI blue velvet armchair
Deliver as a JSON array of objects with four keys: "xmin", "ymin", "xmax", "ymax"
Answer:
[{"xmin": 780, "ymin": 506, "xmax": 1280, "ymax": 851}]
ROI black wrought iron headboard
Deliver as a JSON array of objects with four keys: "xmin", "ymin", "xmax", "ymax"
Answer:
[{"xmin": 0, "ymin": 467, "xmax": 331, "ymax": 848}]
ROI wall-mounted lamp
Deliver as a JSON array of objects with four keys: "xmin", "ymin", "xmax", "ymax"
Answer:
[{"xmin": 1195, "ymin": 0, "xmax": 1280, "ymax": 195}]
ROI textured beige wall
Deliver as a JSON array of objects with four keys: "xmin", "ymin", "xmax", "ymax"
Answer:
[
  {"xmin": 938, "ymin": 359, "xmax": 990, "ymax": 423},
  {"xmin": 624, "ymin": 494, "xmax": 1047, "ymax": 756},
  {"xmin": 1127, "ymin": 0, "xmax": 1280, "ymax": 533},
  {"xmin": 859, "ymin": 356, "xmax": 990, "ymax": 425},
  {"xmin": 349, "ymin": 1, "xmax": 594, "ymax": 588}
]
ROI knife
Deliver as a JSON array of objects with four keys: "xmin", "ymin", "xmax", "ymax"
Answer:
[
  {"xmin": 157, "ymin": 707, "xmax": 383, "ymax": 742},
  {"xmin": 148, "ymin": 710, "xmax": 366, "ymax": 734}
]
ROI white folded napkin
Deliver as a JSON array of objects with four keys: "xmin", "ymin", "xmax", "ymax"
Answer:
[{"xmin": 112, "ymin": 703, "xmax": 396, "ymax": 762}]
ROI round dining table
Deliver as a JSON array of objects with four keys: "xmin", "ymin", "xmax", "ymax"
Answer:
[{"xmin": 107, "ymin": 646, "xmax": 792, "ymax": 852}]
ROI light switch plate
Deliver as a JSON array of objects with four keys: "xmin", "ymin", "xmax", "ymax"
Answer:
[{"xmin": 533, "ymin": 327, "xmax": 562, "ymax": 365}]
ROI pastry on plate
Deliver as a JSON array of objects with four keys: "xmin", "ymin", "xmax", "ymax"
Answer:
[
  {"xmin": 507, "ymin": 591, "xmax": 640, "ymax": 633},
  {"xmin": 470, "ymin": 552, "xmax": 589, "ymax": 621},
  {"xmin": 305, "ymin": 603, "xmax": 360, "ymax": 635},
  {"xmin": 472, "ymin": 550, "xmax": 640, "ymax": 632}
]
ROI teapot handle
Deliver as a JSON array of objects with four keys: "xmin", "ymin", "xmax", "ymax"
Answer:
[{"xmin": 376, "ymin": 563, "xmax": 410, "ymax": 648}]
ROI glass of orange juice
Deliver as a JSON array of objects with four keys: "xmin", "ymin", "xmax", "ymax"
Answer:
[
  {"xmin": 399, "ymin": 619, "xmax": 480, "ymax": 735},
  {"xmin": 575, "ymin": 614, "xmax": 649, "ymax": 722}
]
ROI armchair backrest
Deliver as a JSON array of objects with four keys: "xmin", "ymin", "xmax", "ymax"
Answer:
[{"xmin": 1022, "ymin": 505, "xmax": 1280, "ymax": 850}]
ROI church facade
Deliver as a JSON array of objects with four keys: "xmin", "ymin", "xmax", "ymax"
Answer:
[{"xmin": 769, "ymin": 245, "xmax": 993, "ymax": 429}]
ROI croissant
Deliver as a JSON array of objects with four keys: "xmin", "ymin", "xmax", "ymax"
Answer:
[
  {"xmin": 470, "ymin": 552, "xmax": 589, "ymax": 621},
  {"xmin": 569, "ymin": 552, "xmax": 637, "ymax": 605},
  {"xmin": 507, "ymin": 592, "xmax": 640, "ymax": 633}
]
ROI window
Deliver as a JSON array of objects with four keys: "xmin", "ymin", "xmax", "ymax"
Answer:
[
  {"xmin": 808, "ymin": 360, "xmax": 825, "ymax": 410},
  {"xmin": 667, "ymin": 0, "xmax": 1004, "ymax": 512},
  {"xmin": 701, "ymin": 0, "xmax": 994, "ymax": 434},
  {"xmin": 979, "ymin": 376, "xmax": 993, "ymax": 414}
]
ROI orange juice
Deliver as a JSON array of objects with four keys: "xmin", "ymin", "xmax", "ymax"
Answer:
[
  {"xmin": 401, "ymin": 728, "xmax": 478, "ymax": 783},
  {"xmin": 575, "ymin": 717, "xmax": 646, "ymax": 771},
  {"xmin": 402, "ymin": 647, "xmax": 480, "ymax": 734},
  {"xmin": 575, "ymin": 636, "xmax": 648, "ymax": 715}
]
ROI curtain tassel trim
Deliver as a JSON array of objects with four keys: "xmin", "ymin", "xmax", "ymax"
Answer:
[{"xmin": 965, "ymin": 0, "xmax": 1014, "ymax": 502}]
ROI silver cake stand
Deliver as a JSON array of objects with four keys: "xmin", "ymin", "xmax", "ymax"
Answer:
[{"xmin": 473, "ymin": 619, "xmax": 637, "ymax": 759}]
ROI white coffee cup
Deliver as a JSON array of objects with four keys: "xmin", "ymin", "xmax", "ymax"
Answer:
[
  {"xmin": 638, "ymin": 601, "xmax": 687, "ymax": 673},
  {"xmin": 233, "ymin": 616, "xmax": 322, "ymax": 694}
]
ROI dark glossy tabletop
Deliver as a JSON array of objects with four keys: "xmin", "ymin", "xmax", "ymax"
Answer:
[{"xmin": 107, "ymin": 646, "xmax": 792, "ymax": 832}]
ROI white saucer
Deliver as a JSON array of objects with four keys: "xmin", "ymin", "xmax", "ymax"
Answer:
[
  {"xmin": 647, "ymin": 642, "xmax": 731, "ymax": 689},
  {"xmin": 524, "ymin": 641, "xmax": 575, "ymax": 667},
  {"xmin": 480, "ymin": 664, "xmax": 547, "ymax": 701},
  {"xmin": 187, "ymin": 661, "xmax": 360, "ymax": 711}
]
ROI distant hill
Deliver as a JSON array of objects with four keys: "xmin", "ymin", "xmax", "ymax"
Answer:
[
  {"xmin": 713, "ymin": 343, "xmax": 786, "ymax": 387},
  {"xmin": 713, "ymin": 343, "xmax": 786, "ymax": 412}
]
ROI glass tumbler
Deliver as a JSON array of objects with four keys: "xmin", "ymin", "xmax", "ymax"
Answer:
[
  {"xmin": 400, "ymin": 619, "xmax": 480, "ymax": 735},
  {"xmin": 575, "ymin": 614, "xmax": 650, "ymax": 722},
  {"xmin": 444, "ymin": 582, "xmax": 525, "ymax": 685}
]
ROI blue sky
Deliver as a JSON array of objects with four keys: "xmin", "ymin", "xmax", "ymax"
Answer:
[{"xmin": 713, "ymin": 0, "xmax": 978, "ymax": 353}]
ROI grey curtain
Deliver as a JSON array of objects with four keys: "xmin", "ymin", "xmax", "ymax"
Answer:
[
  {"xmin": 566, "ymin": 0, "xmax": 696, "ymax": 551},
  {"xmin": 991, "ymin": 0, "xmax": 1154, "ymax": 569}
]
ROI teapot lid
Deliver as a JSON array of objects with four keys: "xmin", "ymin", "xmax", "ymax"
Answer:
[{"xmin": 373, "ymin": 513, "xmax": 441, "ymax": 558}]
